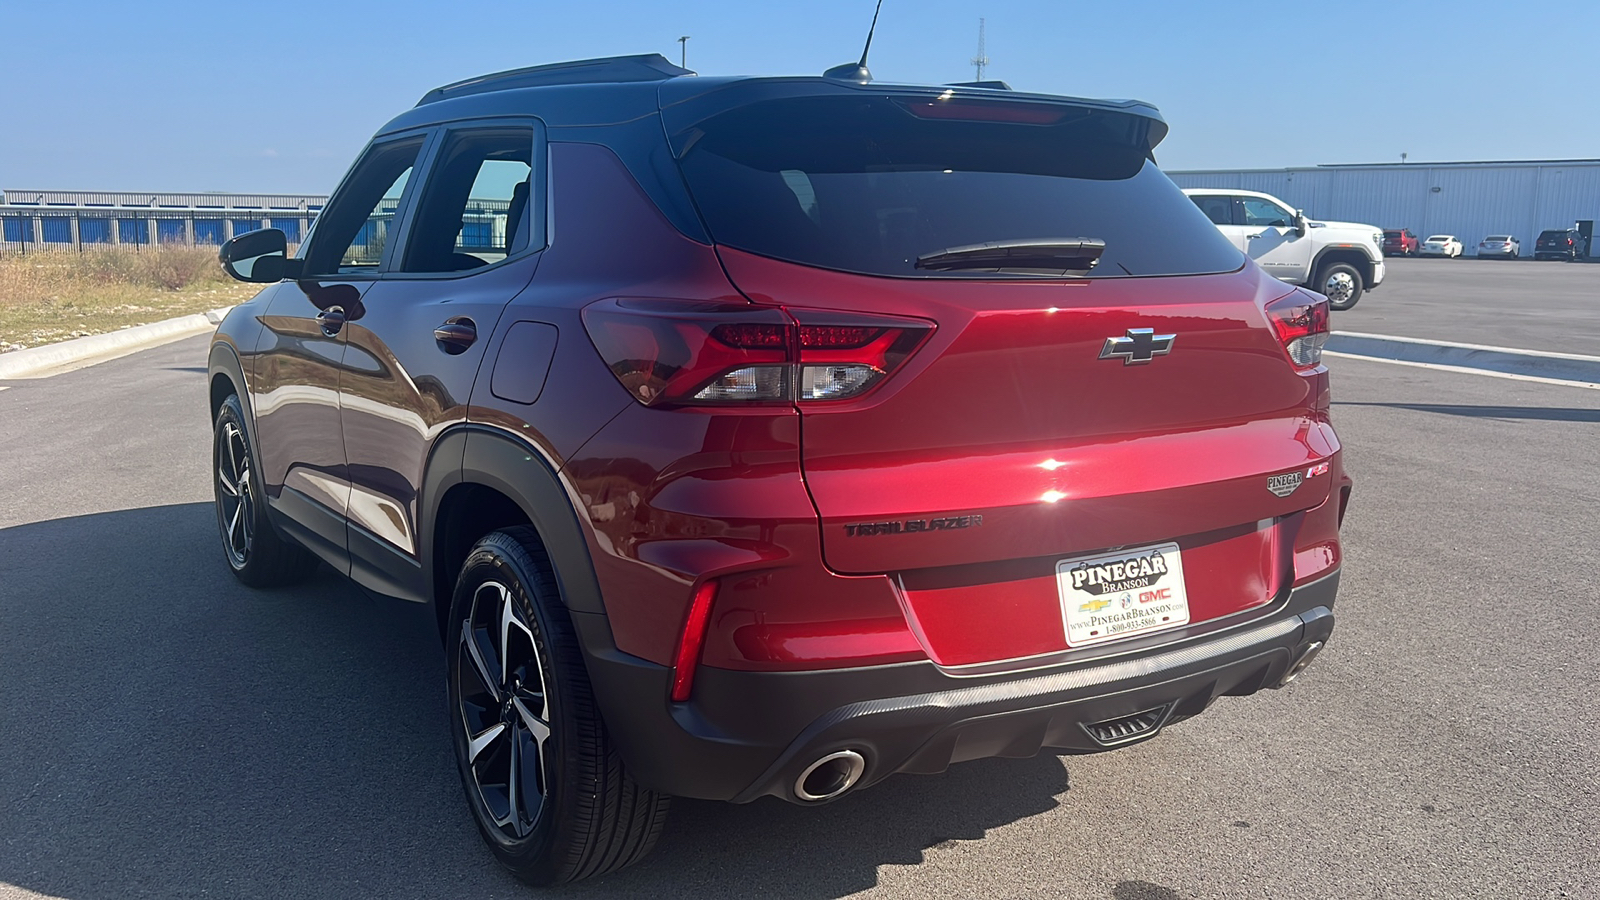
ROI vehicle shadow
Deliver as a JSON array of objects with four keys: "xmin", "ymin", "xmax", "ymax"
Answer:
[
  {"xmin": 0, "ymin": 503, "xmax": 1069, "ymax": 900},
  {"xmin": 1332, "ymin": 401, "xmax": 1600, "ymax": 422}
]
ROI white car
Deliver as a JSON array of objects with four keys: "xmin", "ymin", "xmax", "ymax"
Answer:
[
  {"xmin": 1184, "ymin": 188, "xmax": 1385, "ymax": 310},
  {"xmin": 1420, "ymin": 235, "xmax": 1463, "ymax": 258}
]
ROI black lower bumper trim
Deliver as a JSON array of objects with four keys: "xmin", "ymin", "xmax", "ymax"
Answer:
[{"xmin": 573, "ymin": 571, "xmax": 1339, "ymax": 804}]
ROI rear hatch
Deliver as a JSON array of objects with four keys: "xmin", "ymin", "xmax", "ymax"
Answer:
[{"xmin": 664, "ymin": 81, "xmax": 1337, "ymax": 666}]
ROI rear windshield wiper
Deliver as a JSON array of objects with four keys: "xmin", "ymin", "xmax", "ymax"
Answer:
[{"xmin": 915, "ymin": 238, "xmax": 1105, "ymax": 274}]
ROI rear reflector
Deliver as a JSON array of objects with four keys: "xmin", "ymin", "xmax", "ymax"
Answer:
[
  {"xmin": 1264, "ymin": 290, "xmax": 1330, "ymax": 369},
  {"xmin": 583, "ymin": 299, "xmax": 933, "ymax": 406},
  {"xmin": 670, "ymin": 580, "xmax": 719, "ymax": 702}
]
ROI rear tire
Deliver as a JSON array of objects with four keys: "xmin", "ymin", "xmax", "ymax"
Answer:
[
  {"xmin": 446, "ymin": 527, "xmax": 669, "ymax": 886},
  {"xmin": 213, "ymin": 394, "xmax": 318, "ymax": 587},
  {"xmin": 1317, "ymin": 262, "xmax": 1364, "ymax": 311}
]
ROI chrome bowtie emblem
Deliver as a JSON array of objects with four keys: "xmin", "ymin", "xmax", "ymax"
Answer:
[{"xmin": 1098, "ymin": 328, "xmax": 1176, "ymax": 365}]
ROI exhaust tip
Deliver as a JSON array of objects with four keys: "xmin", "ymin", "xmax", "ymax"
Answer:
[
  {"xmin": 794, "ymin": 750, "xmax": 866, "ymax": 802},
  {"xmin": 1275, "ymin": 640, "xmax": 1325, "ymax": 688}
]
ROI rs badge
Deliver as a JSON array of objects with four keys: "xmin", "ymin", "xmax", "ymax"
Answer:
[{"xmin": 1267, "ymin": 471, "xmax": 1304, "ymax": 498}]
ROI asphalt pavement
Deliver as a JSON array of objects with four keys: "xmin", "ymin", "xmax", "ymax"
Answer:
[
  {"xmin": 1, "ymin": 326, "xmax": 1597, "ymax": 899},
  {"xmin": 1335, "ymin": 256, "xmax": 1600, "ymax": 355}
]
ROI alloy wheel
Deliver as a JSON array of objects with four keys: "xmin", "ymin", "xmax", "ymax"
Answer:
[
  {"xmin": 216, "ymin": 422, "xmax": 254, "ymax": 568},
  {"xmin": 458, "ymin": 581, "xmax": 553, "ymax": 839},
  {"xmin": 1323, "ymin": 270, "xmax": 1356, "ymax": 305}
]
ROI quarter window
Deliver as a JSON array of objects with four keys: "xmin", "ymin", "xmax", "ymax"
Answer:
[{"xmin": 399, "ymin": 127, "xmax": 537, "ymax": 274}]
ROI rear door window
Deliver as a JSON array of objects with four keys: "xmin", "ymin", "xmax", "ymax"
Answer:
[
  {"xmin": 398, "ymin": 126, "xmax": 539, "ymax": 274},
  {"xmin": 1193, "ymin": 195, "xmax": 1237, "ymax": 226},
  {"xmin": 671, "ymin": 94, "xmax": 1240, "ymax": 279}
]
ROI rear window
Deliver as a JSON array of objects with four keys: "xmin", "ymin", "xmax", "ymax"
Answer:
[
  {"xmin": 1427, "ymin": 236, "xmax": 1452, "ymax": 242},
  {"xmin": 1383, "ymin": 231, "xmax": 1403, "ymax": 237},
  {"xmin": 671, "ymin": 94, "xmax": 1241, "ymax": 279},
  {"xmin": 1485, "ymin": 236, "xmax": 1509, "ymax": 242}
]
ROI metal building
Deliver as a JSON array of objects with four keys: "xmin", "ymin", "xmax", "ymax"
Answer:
[
  {"xmin": 1168, "ymin": 159, "xmax": 1600, "ymax": 256},
  {"xmin": 0, "ymin": 189, "xmax": 329, "ymax": 253}
]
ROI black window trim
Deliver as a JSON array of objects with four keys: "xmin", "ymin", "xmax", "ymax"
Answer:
[
  {"xmin": 297, "ymin": 127, "xmax": 439, "ymax": 281},
  {"xmin": 378, "ymin": 116, "xmax": 549, "ymax": 283}
]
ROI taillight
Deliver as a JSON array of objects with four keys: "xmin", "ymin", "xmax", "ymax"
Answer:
[
  {"xmin": 582, "ymin": 299, "xmax": 933, "ymax": 406},
  {"xmin": 1264, "ymin": 290, "xmax": 1330, "ymax": 369}
]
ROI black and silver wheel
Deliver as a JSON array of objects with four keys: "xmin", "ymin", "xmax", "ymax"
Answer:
[
  {"xmin": 1318, "ymin": 262, "xmax": 1364, "ymax": 311},
  {"xmin": 448, "ymin": 527, "xmax": 669, "ymax": 885},
  {"xmin": 213, "ymin": 393, "xmax": 317, "ymax": 586}
]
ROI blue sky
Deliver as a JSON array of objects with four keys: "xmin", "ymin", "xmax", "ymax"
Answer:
[{"xmin": 1, "ymin": 0, "xmax": 1593, "ymax": 194}]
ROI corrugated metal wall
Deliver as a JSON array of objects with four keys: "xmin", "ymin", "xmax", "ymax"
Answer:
[{"xmin": 1170, "ymin": 161, "xmax": 1600, "ymax": 255}]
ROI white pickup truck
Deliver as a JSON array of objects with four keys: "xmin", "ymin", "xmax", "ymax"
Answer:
[{"xmin": 1184, "ymin": 188, "xmax": 1385, "ymax": 310}]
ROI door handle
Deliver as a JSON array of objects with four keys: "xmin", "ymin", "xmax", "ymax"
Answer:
[
  {"xmin": 434, "ymin": 317, "xmax": 477, "ymax": 355},
  {"xmin": 1247, "ymin": 232, "xmax": 1264, "ymax": 239},
  {"xmin": 316, "ymin": 305, "xmax": 346, "ymax": 336}
]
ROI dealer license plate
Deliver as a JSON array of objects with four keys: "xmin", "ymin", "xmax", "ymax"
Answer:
[{"xmin": 1056, "ymin": 542, "xmax": 1190, "ymax": 648}]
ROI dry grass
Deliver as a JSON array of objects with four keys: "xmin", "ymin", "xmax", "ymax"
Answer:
[{"xmin": 0, "ymin": 245, "xmax": 263, "ymax": 351}]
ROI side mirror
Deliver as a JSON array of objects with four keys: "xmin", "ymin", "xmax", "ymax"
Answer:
[
  {"xmin": 1293, "ymin": 210, "xmax": 1309, "ymax": 238},
  {"xmin": 220, "ymin": 228, "xmax": 299, "ymax": 283}
]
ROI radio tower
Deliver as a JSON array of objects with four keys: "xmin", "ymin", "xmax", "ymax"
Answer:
[{"xmin": 971, "ymin": 18, "xmax": 989, "ymax": 81}]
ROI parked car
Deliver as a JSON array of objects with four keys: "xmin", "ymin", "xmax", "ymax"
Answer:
[
  {"xmin": 1184, "ymin": 188, "xmax": 1385, "ymax": 309},
  {"xmin": 1382, "ymin": 229, "xmax": 1420, "ymax": 256},
  {"xmin": 1419, "ymin": 235, "xmax": 1463, "ymax": 257},
  {"xmin": 1534, "ymin": 228, "xmax": 1589, "ymax": 260},
  {"xmin": 208, "ymin": 53, "xmax": 1350, "ymax": 885},
  {"xmin": 1476, "ymin": 235, "xmax": 1520, "ymax": 259}
]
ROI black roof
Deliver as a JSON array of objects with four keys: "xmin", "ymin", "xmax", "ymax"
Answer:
[{"xmin": 417, "ymin": 54, "xmax": 693, "ymax": 106}]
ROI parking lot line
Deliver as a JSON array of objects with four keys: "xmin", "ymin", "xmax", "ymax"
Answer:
[{"xmin": 1324, "ymin": 350, "xmax": 1600, "ymax": 390}]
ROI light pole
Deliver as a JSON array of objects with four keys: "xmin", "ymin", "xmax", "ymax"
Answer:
[{"xmin": 678, "ymin": 35, "xmax": 690, "ymax": 69}]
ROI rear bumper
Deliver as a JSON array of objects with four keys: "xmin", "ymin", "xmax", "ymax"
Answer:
[{"xmin": 574, "ymin": 570, "xmax": 1339, "ymax": 804}]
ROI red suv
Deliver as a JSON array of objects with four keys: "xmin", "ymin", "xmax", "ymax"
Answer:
[
  {"xmin": 1382, "ymin": 228, "xmax": 1420, "ymax": 256},
  {"xmin": 208, "ymin": 54, "xmax": 1350, "ymax": 885}
]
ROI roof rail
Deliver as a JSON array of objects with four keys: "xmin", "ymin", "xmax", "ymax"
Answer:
[
  {"xmin": 945, "ymin": 80, "xmax": 1013, "ymax": 91},
  {"xmin": 417, "ymin": 54, "xmax": 693, "ymax": 105}
]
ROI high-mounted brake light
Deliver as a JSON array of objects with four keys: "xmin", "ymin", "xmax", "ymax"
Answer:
[
  {"xmin": 582, "ymin": 299, "xmax": 933, "ymax": 406},
  {"xmin": 1264, "ymin": 290, "xmax": 1330, "ymax": 369},
  {"xmin": 901, "ymin": 99, "xmax": 1071, "ymax": 125}
]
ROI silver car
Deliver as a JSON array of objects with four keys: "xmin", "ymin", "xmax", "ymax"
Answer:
[{"xmin": 1477, "ymin": 235, "xmax": 1520, "ymax": 259}]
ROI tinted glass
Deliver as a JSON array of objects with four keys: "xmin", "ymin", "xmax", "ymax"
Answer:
[
  {"xmin": 302, "ymin": 137, "xmax": 424, "ymax": 276},
  {"xmin": 674, "ymin": 95, "xmax": 1241, "ymax": 278},
  {"xmin": 401, "ymin": 127, "xmax": 536, "ymax": 273},
  {"xmin": 1193, "ymin": 195, "xmax": 1235, "ymax": 226}
]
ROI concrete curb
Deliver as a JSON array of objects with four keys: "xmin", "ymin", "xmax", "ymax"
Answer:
[
  {"xmin": 1326, "ymin": 331, "xmax": 1600, "ymax": 385},
  {"xmin": 0, "ymin": 306, "xmax": 234, "ymax": 380}
]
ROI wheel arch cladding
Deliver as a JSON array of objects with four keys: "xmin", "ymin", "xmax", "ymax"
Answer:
[
  {"xmin": 424, "ymin": 427, "xmax": 610, "ymax": 638},
  {"xmin": 1313, "ymin": 247, "xmax": 1372, "ymax": 281}
]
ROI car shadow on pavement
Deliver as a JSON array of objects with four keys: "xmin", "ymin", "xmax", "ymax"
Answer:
[
  {"xmin": 0, "ymin": 502, "xmax": 1070, "ymax": 900},
  {"xmin": 1332, "ymin": 401, "xmax": 1600, "ymax": 422}
]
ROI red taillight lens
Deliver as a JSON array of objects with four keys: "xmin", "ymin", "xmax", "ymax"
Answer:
[
  {"xmin": 1264, "ymin": 290, "xmax": 1330, "ymax": 369},
  {"xmin": 582, "ymin": 299, "xmax": 933, "ymax": 406},
  {"xmin": 670, "ymin": 580, "xmax": 719, "ymax": 702}
]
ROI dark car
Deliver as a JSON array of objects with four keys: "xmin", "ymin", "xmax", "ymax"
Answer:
[
  {"xmin": 1382, "ymin": 228, "xmax": 1419, "ymax": 256},
  {"xmin": 1534, "ymin": 228, "xmax": 1588, "ymax": 260},
  {"xmin": 207, "ymin": 54, "xmax": 1350, "ymax": 885}
]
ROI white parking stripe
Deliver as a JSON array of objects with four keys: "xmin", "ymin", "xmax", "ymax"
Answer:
[{"xmin": 1323, "ymin": 351, "xmax": 1600, "ymax": 391}]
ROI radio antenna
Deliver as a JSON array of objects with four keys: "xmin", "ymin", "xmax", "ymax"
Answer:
[{"xmin": 823, "ymin": 0, "xmax": 885, "ymax": 83}]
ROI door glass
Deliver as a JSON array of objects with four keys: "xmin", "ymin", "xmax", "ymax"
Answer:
[
  {"xmin": 1240, "ymin": 198, "xmax": 1293, "ymax": 227},
  {"xmin": 1191, "ymin": 195, "xmax": 1235, "ymax": 226},
  {"xmin": 301, "ymin": 137, "xmax": 425, "ymax": 276},
  {"xmin": 400, "ymin": 127, "xmax": 536, "ymax": 273}
]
